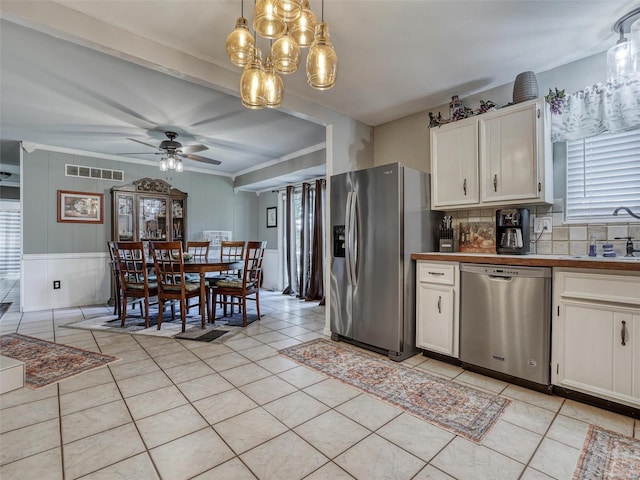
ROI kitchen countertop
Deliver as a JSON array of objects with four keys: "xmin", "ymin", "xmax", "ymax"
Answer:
[{"xmin": 411, "ymin": 252, "xmax": 640, "ymax": 272}]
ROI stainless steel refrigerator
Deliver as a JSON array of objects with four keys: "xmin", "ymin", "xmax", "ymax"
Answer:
[{"xmin": 330, "ymin": 163, "xmax": 441, "ymax": 361}]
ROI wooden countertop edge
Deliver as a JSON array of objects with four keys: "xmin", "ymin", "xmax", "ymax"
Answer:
[{"xmin": 410, "ymin": 253, "xmax": 640, "ymax": 272}]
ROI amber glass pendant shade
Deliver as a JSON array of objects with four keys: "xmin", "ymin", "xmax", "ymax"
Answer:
[
  {"xmin": 271, "ymin": 33, "xmax": 300, "ymax": 74},
  {"xmin": 240, "ymin": 47, "xmax": 267, "ymax": 109},
  {"xmin": 306, "ymin": 22, "xmax": 337, "ymax": 90},
  {"xmin": 226, "ymin": 17, "xmax": 255, "ymax": 67},
  {"xmin": 275, "ymin": 0, "xmax": 302, "ymax": 22},
  {"xmin": 264, "ymin": 55, "xmax": 284, "ymax": 108},
  {"xmin": 254, "ymin": 0, "xmax": 286, "ymax": 39},
  {"xmin": 288, "ymin": 0, "xmax": 316, "ymax": 48}
]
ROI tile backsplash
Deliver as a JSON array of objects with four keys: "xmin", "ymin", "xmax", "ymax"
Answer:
[{"xmin": 444, "ymin": 199, "xmax": 640, "ymax": 256}]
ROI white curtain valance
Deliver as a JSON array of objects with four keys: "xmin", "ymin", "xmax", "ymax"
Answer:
[{"xmin": 550, "ymin": 77, "xmax": 640, "ymax": 143}]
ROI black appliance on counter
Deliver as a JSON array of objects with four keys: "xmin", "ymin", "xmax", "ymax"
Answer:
[{"xmin": 496, "ymin": 208, "xmax": 530, "ymax": 254}]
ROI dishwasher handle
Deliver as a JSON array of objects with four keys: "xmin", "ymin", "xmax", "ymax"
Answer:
[{"xmin": 488, "ymin": 275, "xmax": 512, "ymax": 281}]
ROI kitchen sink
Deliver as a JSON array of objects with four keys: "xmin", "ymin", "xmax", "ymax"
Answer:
[{"xmin": 560, "ymin": 255, "xmax": 640, "ymax": 261}]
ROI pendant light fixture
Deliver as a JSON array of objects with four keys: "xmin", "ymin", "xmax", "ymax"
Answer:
[
  {"xmin": 288, "ymin": 0, "xmax": 316, "ymax": 48},
  {"xmin": 306, "ymin": 0, "xmax": 337, "ymax": 91},
  {"xmin": 264, "ymin": 53, "xmax": 284, "ymax": 107},
  {"xmin": 275, "ymin": 0, "xmax": 302, "ymax": 22},
  {"xmin": 254, "ymin": 0, "xmax": 286, "ymax": 39},
  {"xmin": 271, "ymin": 31, "xmax": 301, "ymax": 73},
  {"xmin": 607, "ymin": 7, "xmax": 640, "ymax": 82},
  {"xmin": 226, "ymin": 0, "xmax": 255, "ymax": 67},
  {"xmin": 159, "ymin": 156, "xmax": 168, "ymax": 172},
  {"xmin": 240, "ymin": 46, "xmax": 267, "ymax": 109},
  {"xmin": 227, "ymin": 0, "xmax": 337, "ymax": 109}
]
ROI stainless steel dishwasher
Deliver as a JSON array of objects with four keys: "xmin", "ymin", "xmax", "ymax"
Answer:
[{"xmin": 459, "ymin": 263, "xmax": 552, "ymax": 385}]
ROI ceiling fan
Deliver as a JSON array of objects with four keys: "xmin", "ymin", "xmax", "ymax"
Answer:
[{"xmin": 121, "ymin": 131, "xmax": 222, "ymax": 166}]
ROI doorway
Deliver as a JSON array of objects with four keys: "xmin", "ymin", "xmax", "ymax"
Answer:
[{"xmin": 280, "ymin": 180, "xmax": 326, "ymax": 301}]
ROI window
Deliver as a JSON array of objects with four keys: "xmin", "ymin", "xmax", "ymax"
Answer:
[{"xmin": 566, "ymin": 129, "xmax": 640, "ymax": 222}]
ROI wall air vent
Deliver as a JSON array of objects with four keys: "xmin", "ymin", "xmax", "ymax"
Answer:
[{"xmin": 65, "ymin": 164, "xmax": 124, "ymax": 182}]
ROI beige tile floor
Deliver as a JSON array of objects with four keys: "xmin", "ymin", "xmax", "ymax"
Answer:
[{"xmin": 0, "ymin": 285, "xmax": 638, "ymax": 480}]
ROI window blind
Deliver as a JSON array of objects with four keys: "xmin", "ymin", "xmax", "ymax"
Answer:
[
  {"xmin": 566, "ymin": 129, "xmax": 640, "ymax": 222},
  {"xmin": 0, "ymin": 207, "xmax": 20, "ymax": 274}
]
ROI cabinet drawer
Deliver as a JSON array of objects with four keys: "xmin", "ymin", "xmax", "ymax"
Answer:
[
  {"xmin": 418, "ymin": 262, "xmax": 456, "ymax": 285},
  {"xmin": 557, "ymin": 271, "xmax": 640, "ymax": 306}
]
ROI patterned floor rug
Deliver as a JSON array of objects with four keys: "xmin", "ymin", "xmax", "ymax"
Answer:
[
  {"xmin": 279, "ymin": 339, "xmax": 512, "ymax": 443},
  {"xmin": 63, "ymin": 305, "xmax": 258, "ymax": 341},
  {"xmin": 572, "ymin": 425, "xmax": 640, "ymax": 480},
  {"xmin": 0, "ymin": 333, "xmax": 119, "ymax": 389}
]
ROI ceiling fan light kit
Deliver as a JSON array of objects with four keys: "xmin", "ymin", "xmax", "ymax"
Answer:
[
  {"xmin": 607, "ymin": 6, "xmax": 640, "ymax": 82},
  {"xmin": 228, "ymin": 0, "xmax": 337, "ymax": 109},
  {"xmin": 124, "ymin": 131, "xmax": 221, "ymax": 173}
]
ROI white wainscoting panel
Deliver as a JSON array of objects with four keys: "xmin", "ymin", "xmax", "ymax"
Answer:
[
  {"xmin": 261, "ymin": 249, "xmax": 281, "ymax": 291},
  {"xmin": 22, "ymin": 253, "xmax": 110, "ymax": 311}
]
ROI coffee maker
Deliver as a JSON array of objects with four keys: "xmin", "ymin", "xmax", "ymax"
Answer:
[{"xmin": 496, "ymin": 208, "xmax": 530, "ymax": 254}]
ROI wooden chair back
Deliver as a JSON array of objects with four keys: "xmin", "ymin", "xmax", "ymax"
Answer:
[
  {"xmin": 115, "ymin": 241, "xmax": 150, "ymax": 291},
  {"xmin": 187, "ymin": 241, "xmax": 210, "ymax": 259},
  {"xmin": 243, "ymin": 241, "xmax": 267, "ymax": 287},
  {"xmin": 113, "ymin": 241, "xmax": 157, "ymax": 328},
  {"xmin": 149, "ymin": 241, "xmax": 186, "ymax": 294},
  {"xmin": 220, "ymin": 240, "xmax": 246, "ymax": 276},
  {"xmin": 220, "ymin": 241, "xmax": 245, "ymax": 262},
  {"xmin": 149, "ymin": 241, "xmax": 204, "ymax": 331}
]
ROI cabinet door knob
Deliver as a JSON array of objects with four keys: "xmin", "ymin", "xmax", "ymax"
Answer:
[
  {"xmin": 437, "ymin": 295, "xmax": 442, "ymax": 314},
  {"xmin": 493, "ymin": 174, "xmax": 498, "ymax": 192},
  {"xmin": 463, "ymin": 178, "xmax": 467, "ymax": 195},
  {"xmin": 621, "ymin": 320, "xmax": 627, "ymax": 346}
]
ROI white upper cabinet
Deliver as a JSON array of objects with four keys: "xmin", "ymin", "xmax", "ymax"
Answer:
[
  {"xmin": 430, "ymin": 98, "xmax": 553, "ymax": 210},
  {"xmin": 430, "ymin": 119, "xmax": 479, "ymax": 208}
]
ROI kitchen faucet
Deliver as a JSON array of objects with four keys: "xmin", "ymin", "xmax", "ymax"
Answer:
[
  {"xmin": 612, "ymin": 206, "xmax": 640, "ymax": 220},
  {"xmin": 614, "ymin": 236, "xmax": 640, "ymax": 257}
]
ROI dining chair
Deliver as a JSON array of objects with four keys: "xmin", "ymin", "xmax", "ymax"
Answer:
[
  {"xmin": 208, "ymin": 240, "xmax": 246, "ymax": 316},
  {"xmin": 187, "ymin": 241, "xmax": 210, "ymax": 259},
  {"xmin": 114, "ymin": 241, "xmax": 158, "ymax": 328},
  {"xmin": 107, "ymin": 241, "xmax": 122, "ymax": 317},
  {"xmin": 215, "ymin": 240, "xmax": 266, "ymax": 327},
  {"xmin": 149, "ymin": 241, "xmax": 205, "ymax": 332}
]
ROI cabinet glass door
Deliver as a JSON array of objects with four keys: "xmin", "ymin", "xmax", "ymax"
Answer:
[
  {"xmin": 172, "ymin": 199, "xmax": 184, "ymax": 241},
  {"xmin": 139, "ymin": 197, "xmax": 167, "ymax": 241},
  {"xmin": 116, "ymin": 195, "xmax": 134, "ymax": 241}
]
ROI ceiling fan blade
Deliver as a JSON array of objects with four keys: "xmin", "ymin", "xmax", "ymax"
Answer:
[
  {"xmin": 127, "ymin": 137, "xmax": 161, "ymax": 150},
  {"xmin": 117, "ymin": 152, "xmax": 162, "ymax": 155},
  {"xmin": 181, "ymin": 153, "xmax": 222, "ymax": 165},
  {"xmin": 179, "ymin": 144, "xmax": 208, "ymax": 154}
]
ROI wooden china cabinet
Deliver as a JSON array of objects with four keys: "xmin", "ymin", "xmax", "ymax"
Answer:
[{"xmin": 111, "ymin": 178, "xmax": 187, "ymax": 247}]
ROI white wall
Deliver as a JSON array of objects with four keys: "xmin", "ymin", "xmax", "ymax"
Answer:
[{"xmin": 22, "ymin": 253, "xmax": 109, "ymax": 311}]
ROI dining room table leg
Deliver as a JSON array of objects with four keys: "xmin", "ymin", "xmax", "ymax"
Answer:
[{"xmin": 199, "ymin": 272, "xmax": 207, "ymax": 328}]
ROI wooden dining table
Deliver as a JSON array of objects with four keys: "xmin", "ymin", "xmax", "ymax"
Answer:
[{"xmin": 183, "ymin": 258, "xmax": 244, "ymax": 323}]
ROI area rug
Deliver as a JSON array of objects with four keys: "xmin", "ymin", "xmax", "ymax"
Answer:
[
  {"xmin": 572, "ymin": 425, "xmax": 640, "ymax": 480},
  {"xmin": 278, "ymin": 339, "xmax": 511, "ymax": 443},
  {"xmin": 0, "ymin": 333, "xmax": 119, "ymax": 389},
  {"xmin": 63, "ymin": 303, "xmax": 259, "ymax": 339},
  {"xmin": 0, "ymin": 302, "xmax": 11, "ymax": 320}
]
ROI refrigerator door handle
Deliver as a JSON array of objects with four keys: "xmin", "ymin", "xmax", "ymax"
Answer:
[
  {"xmin": 350, "ymin": 192, "xmax": 359, "ymax": 285},
  {"xmin": 345, "ymin": 191, "xmax": 354, "ymax": 285}
]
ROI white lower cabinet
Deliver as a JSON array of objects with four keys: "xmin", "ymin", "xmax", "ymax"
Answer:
[
  {"xmin": 552, "ymin": 269, "xmax": 640, "ymax": 408},
  {"xmin": 416, "ymin": 261, "xmax": 459, "ymax": 358}
]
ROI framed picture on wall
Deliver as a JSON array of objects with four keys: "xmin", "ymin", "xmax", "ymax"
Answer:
[
  {"xmin": 57, "ymin": 190, "xmax": 104, "ymax": 224},
  {"xmin": 266, "ymin": 206, "xmax": 277, "ymax": 228}
]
